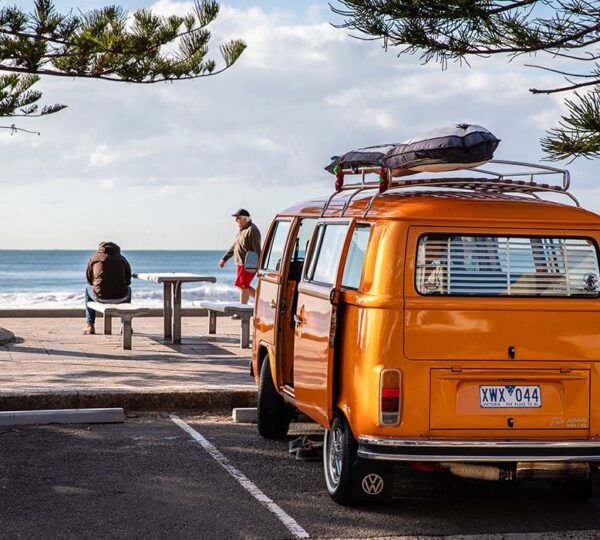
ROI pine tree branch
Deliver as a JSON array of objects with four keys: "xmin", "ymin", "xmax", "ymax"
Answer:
[
  {"xmin": 487, "ymin": 1, "xmax": 539, "ymax": 15},
  {"xmin": 524, "ymin": 63, "xmax": 599, "ymax": 78},
  {"xmin": 549, "ymin": 50, "xmax": 600, "ymax": 61},
  {"xmin": 0, "ymin": 123, "xmax": 39, "ymax": 135},
  {"xmin": 542, "ymin": 88, "xmax": 600, "ymax": 160},
  {"xmin": 0, "ymin": 0, "xmax": 245, "ymax": 121},
  {"xmin": 0, "ymin": 29, "xmax": 68, "ymax": 46},
  {"xmin": 531, "ymin": 78, "xmax": 600, "ymax": 94},
  {"xmin": 0, "ymin": 59, "xmax": 239, "ymax": 83}
]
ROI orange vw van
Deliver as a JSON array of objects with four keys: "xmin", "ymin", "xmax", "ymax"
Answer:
[{"xmin": 251, "ymin": 160, "xmax": 600, "ymax": 503}]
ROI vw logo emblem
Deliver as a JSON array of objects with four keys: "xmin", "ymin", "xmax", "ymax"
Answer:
[{"xmin": 361, "ymin": 473, "xmax": 384, "ymax": 495}]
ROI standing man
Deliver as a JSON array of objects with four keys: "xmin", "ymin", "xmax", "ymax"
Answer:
[
  {"xmin": 219, "ymin": 209, "xmax": 261, "ymax": 305},
  {"xmin": 83, "ymin": 241, "xmax": 132, "ymax": 335}
]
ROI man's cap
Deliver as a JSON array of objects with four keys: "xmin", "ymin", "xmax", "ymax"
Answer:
[{"xmin": 232, "ymin": 208, "xmax": 250, "ymax": 217}]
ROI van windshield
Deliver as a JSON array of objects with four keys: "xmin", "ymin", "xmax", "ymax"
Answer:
[{"xmin": 416, "ymin": 235, "xmax": 600, "ymax": 297}]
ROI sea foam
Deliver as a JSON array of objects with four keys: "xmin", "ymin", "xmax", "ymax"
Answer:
[{"xmin": 0, "ymin": 284, "xmax": 239, "ymax": 308}]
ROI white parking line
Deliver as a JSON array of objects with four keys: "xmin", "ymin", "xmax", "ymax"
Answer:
[
  {"xmin": 170, "ymin": 415, "xmax": 310, "ymax": 540},
  {"xmin": 337, "ymin": 533, "xmax": 600, "ymax": 540}
]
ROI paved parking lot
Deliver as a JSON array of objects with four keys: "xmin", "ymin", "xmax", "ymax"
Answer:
[{"xmin": 1, "ymin": 414, "xmax": 600, "ymax": 539}]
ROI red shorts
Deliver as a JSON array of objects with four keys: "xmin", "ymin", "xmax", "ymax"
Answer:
[{"xmin": 235, "ymin": 265, "xmax": 256, "ymax": 289}]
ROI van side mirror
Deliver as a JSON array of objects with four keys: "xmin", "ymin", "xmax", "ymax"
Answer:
[{"xmin": 244, "ymin": 251, "xmax": 259, "ymax": 272}]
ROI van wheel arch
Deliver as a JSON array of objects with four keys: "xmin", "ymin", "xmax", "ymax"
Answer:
[
  {"xmin": 257, "ymin": 344, "xmax": 269, "ymax": 375},
  {"xmin": 329, "ymin": 354, "xmax": 352, "ymax": 433}
]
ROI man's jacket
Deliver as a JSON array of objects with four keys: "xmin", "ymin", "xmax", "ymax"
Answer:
[
  {"xmin": 223, "ymin": 221, "xmax": 262, "ymax": 266},
  {"xmin": 86, "ymin": 242, "xmax": 132, "ymax": 299}
]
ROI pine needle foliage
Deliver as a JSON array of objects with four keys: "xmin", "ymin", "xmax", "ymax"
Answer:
[
  {"xmin": 0, "ymin": 73, "xmax": 65, "ymax": 117},
  {"xmin": 541, "ymin": 88, "xmax": 600, "ymax": 161},
  {"xmin": 0, "ymin": 0, "xmax": 245, "ymax": 120},
  {"xmin": 332, "ymin": 0, "xmax": 600, "ymax": 161}
]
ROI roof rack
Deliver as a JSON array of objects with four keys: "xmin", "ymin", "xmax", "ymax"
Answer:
[{"xmin": 320, "ymin": 159, "xmax": 579, "ymax": 218}]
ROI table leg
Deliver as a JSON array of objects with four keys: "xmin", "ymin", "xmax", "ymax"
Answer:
[
  {"xmin": 163, "ymin": 282, "xmax": 172, "ymax": 339},
  {"xmin": 173, "ymin": 281, "xmax": 182, "ymax": 343},
  {"xmin": 241, "ymin": 317, "xmax": 250, "ymax": 349},
  {"xmin": 122, "ymin": 317, "xmax": 133, "ymax": 350},
  {"xmin": 104, "ymin": 314, "xmax": 112, "ymax": 335},
  {"xmin": 208, "ymin": 311, "xmax": 217, "ymax": 334}
]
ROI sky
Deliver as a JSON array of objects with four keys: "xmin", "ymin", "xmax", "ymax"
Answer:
[{"xmin": 1, "ymin": 0, "xmax": 599, "ymax": 250}]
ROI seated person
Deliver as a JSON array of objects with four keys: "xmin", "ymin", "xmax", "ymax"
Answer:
[{"xmin": 84, "ymin": 241, "xmax": 132, "ymax": 335}]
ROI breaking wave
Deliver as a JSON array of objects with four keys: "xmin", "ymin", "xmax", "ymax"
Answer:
[{"xmin": 0, "ymin": 284, "xmax": 239, "ymax": 309}]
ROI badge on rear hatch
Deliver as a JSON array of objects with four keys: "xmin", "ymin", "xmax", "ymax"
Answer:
[
  {"xmin": 479, "ymin": 385, "xmax": 541, "ymax": 408},
  {"xmin": 584, "ymin": 273, "xmax": 598, "ymax": 291}
]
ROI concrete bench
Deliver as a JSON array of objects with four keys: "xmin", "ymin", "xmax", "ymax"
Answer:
[
  {"xmin": 197, "ymin": 302, "xmax": 254, "ymax": 349},
  {"xmin": 87, "ymin": 302, "xmax": 151, "ymax": 350}
]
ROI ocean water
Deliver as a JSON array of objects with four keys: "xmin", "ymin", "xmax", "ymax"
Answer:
[{"xmin": 0, "ymin": 250, "xmax": 240, "ymax": 308}]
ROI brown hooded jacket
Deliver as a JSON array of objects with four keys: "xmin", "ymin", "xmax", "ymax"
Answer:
[{"xmin": 86, "ymin": 242, "xmax": 132, "ymax": 299}]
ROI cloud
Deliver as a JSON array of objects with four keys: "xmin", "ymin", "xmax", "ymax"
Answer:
[
  {"xmin": 0, "ymin": 1, "xmax": 597, "ymax": 248},
  {"xmin": 89, "ymin": 145, "xmax": 115, "ymax": 167}
]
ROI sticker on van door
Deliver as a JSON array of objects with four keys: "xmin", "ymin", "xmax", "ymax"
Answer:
[{"xmin": 479, "ymin": 385, "xmax": 541, "ymax": 408}]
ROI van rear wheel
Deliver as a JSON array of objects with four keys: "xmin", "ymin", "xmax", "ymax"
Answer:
[
  {"xmin": 257, "ymin": 355, "xmax": 291, "ymax": 440},
  {"xmin": 323, "ymin": 414, "xmax": 357, "ymax": 505}
]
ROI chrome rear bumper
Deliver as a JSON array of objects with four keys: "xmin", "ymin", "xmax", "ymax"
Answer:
[{"xmin": 358, "ymin": 437, "xmax": 600, "ymax": 462}]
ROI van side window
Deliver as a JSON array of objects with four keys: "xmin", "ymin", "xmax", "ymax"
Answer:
[
  {"xmin": 288, "ymin": 218, "xmax": 317, "ymax": 282},
  {"xmin": 305, "ymin": 224, "xmax": 349, "ymax": 286},
  {"xmin": 292, "ymin": 218, "xmax": 317, "ymax": 264},
  {"xmin": 342, "ymin": 225, "xmax": 371, "ymax": 290},
  {"xmin": 261, "ymin": 221, "xmax": 291, "ymax": 273}
]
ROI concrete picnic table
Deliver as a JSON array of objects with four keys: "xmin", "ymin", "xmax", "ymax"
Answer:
[{"xmin": 133, "ymin": 273, "xmax": 217, "ymax": 343}]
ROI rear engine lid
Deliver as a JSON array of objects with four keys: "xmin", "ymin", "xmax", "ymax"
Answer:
[
  {"xmin": 405, "ymin": 309, "xmax": 600, "ymax": 361},
  {"xmin": 430, "ymin": 368, "xmax": 590, "ymax": 431}
]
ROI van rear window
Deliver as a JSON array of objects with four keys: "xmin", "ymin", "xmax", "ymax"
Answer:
[{"xmin": 416, "ymin": 235, "xmax": 600, "ymax": 297}]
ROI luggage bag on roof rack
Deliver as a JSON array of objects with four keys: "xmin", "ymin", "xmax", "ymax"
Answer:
[{"xmin": 326, "ymin": 123, "xmax": 500, "ymax": 177}]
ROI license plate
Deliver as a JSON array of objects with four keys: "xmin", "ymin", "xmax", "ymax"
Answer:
[{"xmin": 479, "ymin": 385, "xmax": 541, "ymax": 408}]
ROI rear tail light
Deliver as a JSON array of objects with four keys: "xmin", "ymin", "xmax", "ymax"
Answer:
[{"xmin": 380, "ymin": 369, "xmax": 401, "ymax": 425}]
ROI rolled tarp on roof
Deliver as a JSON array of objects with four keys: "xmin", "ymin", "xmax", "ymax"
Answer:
[{"xmin": 326, "ymin": 124, "xmax": 500, "ymax": 177}]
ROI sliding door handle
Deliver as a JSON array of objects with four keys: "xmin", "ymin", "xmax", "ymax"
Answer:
[{"xmin": 294, "ymin": 305, "xmax": 306, "ymax": 327}]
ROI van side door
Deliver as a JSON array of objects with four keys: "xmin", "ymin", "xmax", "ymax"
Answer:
[
  {"xmin": 255, "ymin": 219, "xmax": 292, "ymax": 364},
  {"xmin": 292, "ymin": 219, "xmax": 353, "ymax": 427}
]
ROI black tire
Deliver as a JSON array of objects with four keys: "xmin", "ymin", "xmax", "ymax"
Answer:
[
  {"xmin": 257, "ymin": 356, "xmax": 291, "ymax": 440},
  {"xmin": 323, "ymin": 414, "xmax": 358, "ymax": 505}
]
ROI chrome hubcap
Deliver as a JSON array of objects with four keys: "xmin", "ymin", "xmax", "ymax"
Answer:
[{"xmin": 326, "ymin": 423, "xmax": 344, "ymax": 488}]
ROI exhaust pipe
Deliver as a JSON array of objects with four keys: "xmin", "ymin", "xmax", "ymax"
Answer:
[
  {"xmin": 438, "ymin": 462, "xmax": 590, "ymax": 482},
  {"xmin": 515, "ymin": 462, "xmax": 590, "ymax": 480},
  {"xmin": 440, "ymin": 463, "xmax": 509, "ymax": 481}
]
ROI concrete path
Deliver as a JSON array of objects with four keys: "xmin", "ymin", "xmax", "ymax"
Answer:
[{"xmin": 0, "ymin": 317, "xmax": 256, "ymax": 410}]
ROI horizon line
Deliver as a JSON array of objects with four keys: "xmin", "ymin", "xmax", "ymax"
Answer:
[{"xmin": 0, "ymin": 248, "xmax": 229, "ymax": 252}]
